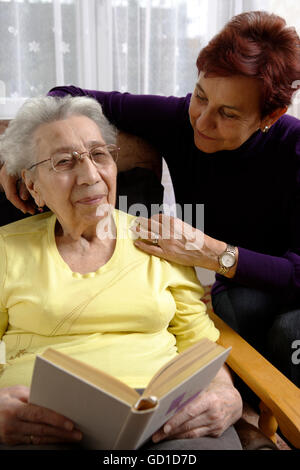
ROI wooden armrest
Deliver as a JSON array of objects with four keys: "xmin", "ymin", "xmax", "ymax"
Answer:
[{"xmin": 210, "ymin": 311, "xmax": 300, "ymax": 448}]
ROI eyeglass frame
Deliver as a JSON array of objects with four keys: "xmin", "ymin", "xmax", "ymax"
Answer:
[{"xmin": 26, "ymin": 144, "xmax": 119, "ymax": 172}]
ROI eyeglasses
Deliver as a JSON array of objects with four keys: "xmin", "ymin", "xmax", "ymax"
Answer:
[{"xmin": 27, "ymin": 144, "xmax": 119, "ymax": 172}]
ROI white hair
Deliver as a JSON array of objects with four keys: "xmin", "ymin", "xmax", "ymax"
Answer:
[{"xmin": 0, "ymin": 95, "xmax": 117, "ymax": 176}]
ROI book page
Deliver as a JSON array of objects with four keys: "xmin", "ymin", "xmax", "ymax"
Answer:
[
  {"xmin": 144, "ymin": 339, "xmax": 220, "ymax": 396},
  {"xmin": 41, "ymin": 348, "xmax": 139, "ymax": 404},
  {"xmin": 146, "ymin": 345, "xmax": 228, "ymax": 399}
]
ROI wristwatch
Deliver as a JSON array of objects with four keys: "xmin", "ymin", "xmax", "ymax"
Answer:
[{"xmin": 217, "ymin": 244, "xmax": 237, "ymax": 275}]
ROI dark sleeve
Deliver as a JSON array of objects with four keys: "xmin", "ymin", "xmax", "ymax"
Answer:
[
  {"xmin": 233, "ymin": 123, "xmax": 300, "ymax": 300},
  {"xmin": 48, "ymin": 85, "xmax": 189, "ymax": 149},
  {"xmin": 233, "ymin": 248, "xmax": 300, "ymax": 302}
]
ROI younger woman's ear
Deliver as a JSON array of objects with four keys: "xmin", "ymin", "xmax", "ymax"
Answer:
[
  {"xmin": 261, "ymin": 107, "xmax": 288, "ymax": 130},
  {"xmin": 21, "ymin": 169, "xmax": 45, "ymax": 208}
]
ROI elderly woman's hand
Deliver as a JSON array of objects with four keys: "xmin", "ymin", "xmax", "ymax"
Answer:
[
  {"xmin": 0, "ymin": 385, "xmax": 83, "ymax": 446},
  {"xmin": 151, "ymin": 366, "xmax": 242, "ymax": 443},
  {"xmin": 131, "ymin": 214, "xmax": 237, "ymax": 275},
  {"xmin": 0, "ymin": 164, "xmax": 35, "ymax": 214}
]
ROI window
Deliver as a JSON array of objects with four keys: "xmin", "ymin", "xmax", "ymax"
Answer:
[{"xmin": 0, "ymin": 0, "xmax": 299, "ymax": 118}]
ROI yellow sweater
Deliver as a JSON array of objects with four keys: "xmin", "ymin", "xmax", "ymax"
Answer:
[{"xmin": 0, "ymin": 209, "xmax": 219, "ymax": 389}]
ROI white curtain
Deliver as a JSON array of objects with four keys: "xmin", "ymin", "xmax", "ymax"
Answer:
[
  {"xmin": 0, "ymin": 0, "xmax": 266, "ymax": 117},
  {"xmin": 1, "ymin": 0, "xmax": 300, "ymax": 119}
]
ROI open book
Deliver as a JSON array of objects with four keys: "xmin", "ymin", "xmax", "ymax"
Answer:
[{"xmin": 29, "ymin": 339, "xmax": 230, "ymax": 450}]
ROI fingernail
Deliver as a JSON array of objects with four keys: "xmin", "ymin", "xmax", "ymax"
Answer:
[
  {"xmin": 64, "ymin": 421, "xmax": 74, "ymax": 431},
  {"xmin": 164, "ymin": 424, "xmax": 171, "ymax": 434}
]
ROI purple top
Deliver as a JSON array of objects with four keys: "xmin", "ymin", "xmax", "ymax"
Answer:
[{"xmin": 48, "ymin": 86, "xmax": 300, "ymax": 302}]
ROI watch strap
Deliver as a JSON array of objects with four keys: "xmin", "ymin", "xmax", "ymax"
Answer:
[
  {"xmin": 225, "ymin": 244, "xmax": 236, "ymax": 257},
  {"xmin": 217, "ymin": 264, "xmax": 230, "ymax": 275}
]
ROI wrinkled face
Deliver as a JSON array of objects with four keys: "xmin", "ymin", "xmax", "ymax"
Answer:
[
  {"xmin": 188, "ymin": 72, "xmax": 264, "ymax": 153},
  {"xmin": 27, "ymin": 115, "xmax": 117, "ymax": 229}
]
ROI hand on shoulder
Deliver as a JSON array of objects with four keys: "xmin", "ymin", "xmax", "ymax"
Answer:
[{"xmin": 0, "ymin": 164, "xmax": 36, "ymax": 214}]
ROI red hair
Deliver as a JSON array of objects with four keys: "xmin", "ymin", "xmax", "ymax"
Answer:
[{"xmin": 196, "ymin": 11, "xmax": 300, "ymax": 117}]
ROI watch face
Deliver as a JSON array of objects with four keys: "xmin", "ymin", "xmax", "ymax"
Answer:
[{"xmin": 221, "ymin": 253, "xmax": 235, "ymax": 268}]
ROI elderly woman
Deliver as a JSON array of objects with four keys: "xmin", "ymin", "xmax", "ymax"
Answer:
[
  {"xmin": 0, "ymin": 96, "xmax": 243, "ymax": 450},
  {"xmin": 38, "ymin": 11, "xmax": 299, "ymax": 389}
]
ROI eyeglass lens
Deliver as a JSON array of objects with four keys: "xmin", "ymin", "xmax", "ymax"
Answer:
[{"xmin": 52, "ymin": 145, "xmax": 118, "ymax": 172}]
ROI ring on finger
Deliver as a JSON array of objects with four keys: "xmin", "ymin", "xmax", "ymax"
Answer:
[{"xmin": 151, "ymin": 233, "xmax": 159, "ymax": 245}]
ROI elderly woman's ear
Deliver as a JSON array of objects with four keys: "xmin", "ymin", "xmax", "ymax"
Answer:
[{"xmin": 21, "ymin": 169, "xmax": 45, "ymax": 209}]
